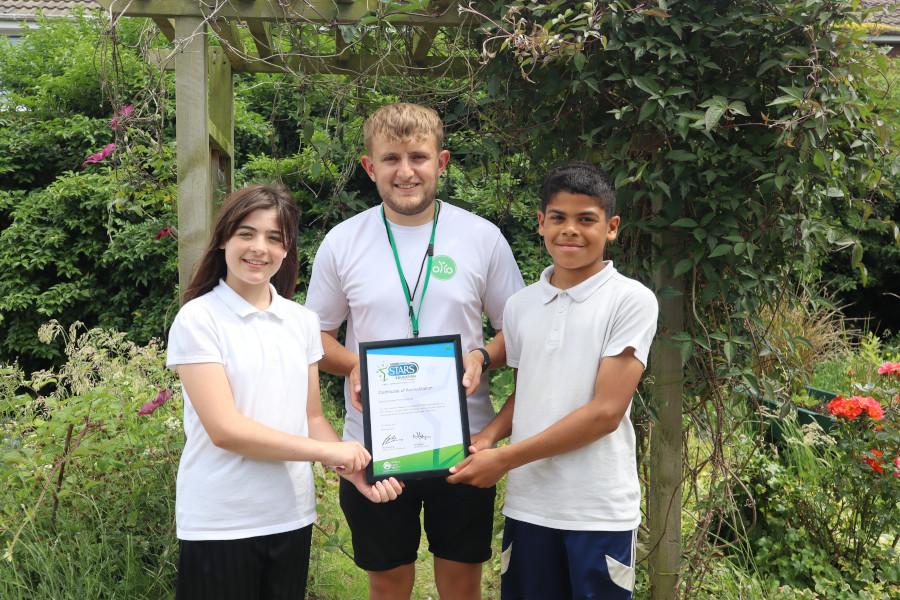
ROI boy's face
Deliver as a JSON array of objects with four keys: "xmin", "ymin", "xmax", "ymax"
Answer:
[
  {"xmin": 538, "ymin": 191, "xmax": 620, "ymax": 283},
  {"xmin": 361, "ymin": 133, "xmax": 450, "ymax": 220}
]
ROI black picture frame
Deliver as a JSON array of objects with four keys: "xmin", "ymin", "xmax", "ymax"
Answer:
[{"xmin": 359, "ymin": 334, "xmax": 471, "ymax": 483}]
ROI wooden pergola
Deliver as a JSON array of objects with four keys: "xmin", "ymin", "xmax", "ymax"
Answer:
[{"xmin": 93, "ymin": 2, "xmax": 684, "ymax": 598}]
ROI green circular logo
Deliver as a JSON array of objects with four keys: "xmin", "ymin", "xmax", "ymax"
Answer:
[{"xmin": 431, "ymin": 255, "xmax": 457, "ymax": 280}]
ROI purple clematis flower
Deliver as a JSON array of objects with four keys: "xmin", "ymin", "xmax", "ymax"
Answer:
[
  {"xmin": 82, "ymin": 143, "xmax": 116, "ymax": 167},
  {"xmin": 110, "ymin": 104, "xmax": 134, "ymax": 130},
  {"xmin": 138, "ymin": 388, "xmax": 173, "ymax": 416}
]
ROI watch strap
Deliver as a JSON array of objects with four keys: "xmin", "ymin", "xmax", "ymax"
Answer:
[{"xmin": 474, "ymin": 347, "xmax": 491, "ymax": 370}]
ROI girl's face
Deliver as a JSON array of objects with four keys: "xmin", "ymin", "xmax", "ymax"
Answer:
[{"xmin": 221, "ymin": 207, "xmax": 286, "ymax": 301}]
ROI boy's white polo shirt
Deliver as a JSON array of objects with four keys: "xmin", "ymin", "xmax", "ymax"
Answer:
[
  {"xmin": 166, "ymin": 280, "xmax": 323, "ymax": 540},
  {"xmin": 502, "ymin": 263, "xmax": 658, "ymax": 531}
]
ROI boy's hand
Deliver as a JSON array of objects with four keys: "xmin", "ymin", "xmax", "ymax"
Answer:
[
  {"xmin": 447, "ymin": 447, "xmax": 509, "ymax": 488},
  {"xmin": 461, "ymin": 350, "xmax": 484, "ymax": 396},
  {"xmin": 341, "ymin": 470, "xmax": 404, "ymax": 503},
  {"xmin": 322, "ymin": 441, "xmax": 370, "ymax": 473},
  {"xmin": 468, "ymin": 430, "xmax": 495, "ymax": 453}
]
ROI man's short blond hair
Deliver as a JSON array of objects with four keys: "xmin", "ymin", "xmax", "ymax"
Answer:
[{"xmin": 363, "ymin": 103, "xmax": 444, "ymax": 152}]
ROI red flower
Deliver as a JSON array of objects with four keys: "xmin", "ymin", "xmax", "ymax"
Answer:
[
  {"xmin": 894, "ymin": 456, "xmax": 900, "ymax": 478},
  {"xmin": 864, "ymin": 449, "xmax": 885, "ymax": 474},
  {"xmin": 857, "ymin": 396, "xmax": 884, "ymax": 420},
  {"xmin": 827, "ymin": 395, "xmax": 883, "ymax": 420},
  {"xmin": 828, "ymin": 396, "xmax": 863, "ymax": 420},
  {"xmin": 847, "ymin": 369, "xmax": 856, "ymax": 376},
  {"xmin": 138, "ymin": 388, "xmax": 173, "ymax": 416},
  {"xmin": 877, "ymin": 361, "xmax": 900, "ymax": 376},
  {"xmin": 155, "ymin": 226, "xmax": 175, "ymax": 240},
  {"xmin": 82, "ymin": 143, "xmax": 116, "ymax": 167}
]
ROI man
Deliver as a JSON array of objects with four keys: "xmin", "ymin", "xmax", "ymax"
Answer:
[{"xmin": 305, "ymin": 103, "xmax": 524, "ymax": 599}]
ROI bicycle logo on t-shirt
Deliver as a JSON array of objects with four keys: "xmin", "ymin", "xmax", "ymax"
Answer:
[{"xmin": 431, "ymin": 255, "xmax": 456, "ymax": 280}]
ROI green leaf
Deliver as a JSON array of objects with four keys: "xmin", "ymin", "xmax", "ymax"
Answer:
[
  {"xmin": 826, "ymin": 187, "xmax": 844, "ymax": 198},
  {"xmin": 632, "ymin": 76, "xmax": 662, "ymax": 97},
  {"xmin": 667, "ymin": 150, "xmax": 696, "ymax": 162},
  {"xmin": 757, "ymin": 59, "xmax": 782, "ymax": 76},
  {"xmin": 851, "ymin": 242, "xmax": 863, "ymax": 267},
  {"xmin": 673, "ymin": 258, "xmax": 694, "ymax": 278},
  {"xmin": 638, "ymin": 100, "xmax": 657, "ymax": 123},
  {"xmin": 767, "ymin": 95, "xmax": 797, "ymax": 107},
  {"xmin": 671, "ymin": 218, "xmax": 698, "ymax": 228},
  {"xmin": 573, "ymin": 51, "xmax": 586, "ymax": 73},
  {"xmin": 709, "ymin": 244, "xmax": 732, "ymax": 258},
  {"xmin": 728, "ymin": 101, "xmax": 749, "ymax": 117},
  {"xmin": 704, "ymin": 105, "xmax": 725, "ymax": 131}
]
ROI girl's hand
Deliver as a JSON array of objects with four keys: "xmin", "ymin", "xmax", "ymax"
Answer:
[
  {"xmin": 342, "ymin": 470, "xmax": 404, "ymax": 503},
  {"xmin": 321, "ymin": 441, "xmax": 370, "ymax": 473}
]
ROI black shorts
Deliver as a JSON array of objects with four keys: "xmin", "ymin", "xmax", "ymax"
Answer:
[
  {"xmin": 339, "ymin": 477, "xmax": 496, "ymax": 571},
  {"xmin": 176, "ymin": 525, "xmax": 312, "ymax": 600}
]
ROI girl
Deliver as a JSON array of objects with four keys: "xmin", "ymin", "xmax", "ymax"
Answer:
[{"xmin": 166, "ymin": 185, "xmax": 402, "ymax": 599}]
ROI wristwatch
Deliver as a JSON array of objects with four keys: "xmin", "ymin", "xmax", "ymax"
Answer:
[{"xmin": 474, "ymin": 347, "xmax": 491, "ymax": 370}]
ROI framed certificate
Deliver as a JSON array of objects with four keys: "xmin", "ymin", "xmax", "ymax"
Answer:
[{"xmin": 359, "ymin": 335, "xmax": 471, "ymax": 483}]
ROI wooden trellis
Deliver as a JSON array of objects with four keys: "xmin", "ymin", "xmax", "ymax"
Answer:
[{"xmin": 93, "ymin": 2, "xmax": 684, "ymax": 599}]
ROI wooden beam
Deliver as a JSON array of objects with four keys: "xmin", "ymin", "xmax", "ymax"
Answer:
[
  {"xmin": 412, "ymin": 0, "xmax": 453, "ymax": 61},
  {"xmin": 208, "ymin": 46, "xmax": 234, "ymax": 205},
  {"xmin": 247, "ymin": 19, "xmax": 275, "ymax": 60},
  {"xmin": 148, "ymin": 48, "xmax": 474, "ymax": 78},
  {"xmin": 648, "ymin": 229, "xmax": 685, "ymax": 600},
  {"xmin": 207, "ymin": 46, "xmax": 234, "ymax": 161},
  {"xmin": 209, "ymin": 18, "xmax": 247, "ymax": 69},
  {"xmin": 174, "ymin": 16, "xmax": 213, "ymax": 291},
  {"xmin": 152, "ymin": 16, "xmax": 175, "ymax": 42},
  {"xmin": 412, "ymin": 27, "xmax": 437, "ymax": 62},
  {"xmin": 95, "ymin": 0, "xmax": 471, "ymax": 26}
]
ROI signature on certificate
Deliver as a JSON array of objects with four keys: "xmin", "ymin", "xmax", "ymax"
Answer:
[
  {"xmin": 412, "ymin": 432, "xmax": 431, "ymax": 441},
  {"xmin": 382, "ymin": 434, "xmax": 401, "ymax": 447}
]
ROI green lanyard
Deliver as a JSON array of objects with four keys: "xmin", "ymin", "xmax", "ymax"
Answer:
[{"xmin": 381, "ymin": 200, "xmax": 440, "ymax": 338}]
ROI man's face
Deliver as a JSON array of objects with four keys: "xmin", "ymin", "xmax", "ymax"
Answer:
[
  {"xmin": 361, "ymin": 133, "xmax": 450, "ymax": 220},
  {"xmin": 538, "ymin": 191, "xmax": 619, "ymax": 282}
]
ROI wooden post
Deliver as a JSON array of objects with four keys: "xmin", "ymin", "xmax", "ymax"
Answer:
[
  {"xmin": 648, "ymin": 229, "xmax": 684, "ymax": 599},
  {"xmin": 174, "ymin": 17, "xmax": 212, "ymax": 291}
]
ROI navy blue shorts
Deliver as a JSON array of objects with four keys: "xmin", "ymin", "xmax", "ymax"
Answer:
[{"xmin": 500, "ymin": 518, "xmax": 636, "ymax": 600}]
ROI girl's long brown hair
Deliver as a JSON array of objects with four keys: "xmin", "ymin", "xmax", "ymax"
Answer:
[{"xmin": 182, "ymin": 185, "xmax": 300, "ymax": 304}]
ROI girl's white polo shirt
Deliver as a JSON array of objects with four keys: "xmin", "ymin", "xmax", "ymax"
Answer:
[{"xmin": 166, "ymin": 280, "xmax": 323, "ymax": 541}]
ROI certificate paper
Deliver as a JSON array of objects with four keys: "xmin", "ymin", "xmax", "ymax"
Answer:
[{"xmin": 360, "ymin": 335, "xmax": 470, "ymax": 483}]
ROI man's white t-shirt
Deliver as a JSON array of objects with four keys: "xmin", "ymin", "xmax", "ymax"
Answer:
[
  {"xmin": 166, "ymin": 281, "xmax": 323, "ymax": 541},
  {"xmin": 305, "ymin": 202, "xmax": 524, "ymax": 442},
  {"xmin": 502, "ymin": 263, "xmax": 658, "ymax": 531}
]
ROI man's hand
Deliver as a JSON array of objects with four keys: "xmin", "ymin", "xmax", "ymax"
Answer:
[
  {"xmin": 461, "ymin": 350, "xmax": 484, "ymax": 396},
  {"xmin": 446, "ymin": 447, "xmax": 509, "ymax": 488},
  {"xmin": 348, "ymin": 363, "xmax": 363, "ymax": 411},
  {"xmin": 342, "ymin": 470, "xmax": 404, "ymax": 503}
]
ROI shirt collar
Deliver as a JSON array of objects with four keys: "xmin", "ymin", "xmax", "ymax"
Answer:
[
  {"xmin": 538, "ymin": 261, "xmax": 617, "ymax": 304},
  {"xmin": 213, "ymin": 279, "xmax": 289, "ymax": 320}
]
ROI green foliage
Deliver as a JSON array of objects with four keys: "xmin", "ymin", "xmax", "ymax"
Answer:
[
  {"xmin": 0, "ymin": 322, "xmax": 180, "ymax": 598},
  {"xmin": 0, "ymin": 169, "xmax": 178, "ymax": 368},
  {"xmin": 747, "ymin": 414, "xmax": 899, "ymax": 595},
  {"xmin": 0, "ymin": 14, "xmax": 178, "ymax": 370}
]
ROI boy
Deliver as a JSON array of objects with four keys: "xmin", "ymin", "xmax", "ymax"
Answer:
[
  {"xmin": 306, "ymin": 103, "xmax": 524, "ymax": 599},
  {"xmin": 448, "ymin": 161, "xmax": 658, "ymax": 599}
]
